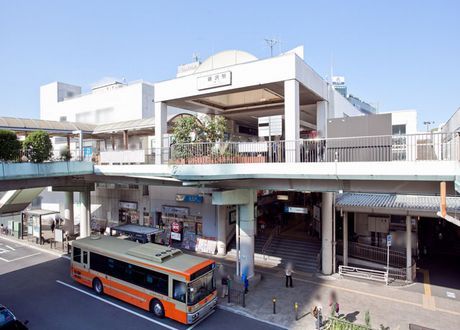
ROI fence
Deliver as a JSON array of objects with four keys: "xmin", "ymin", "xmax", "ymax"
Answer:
[
  {"xmin": 170, "ymin": 132, "xmax": 459, "ymax": 165},
  {"xmin": 339, "ymin": 265, "xmax": 389, "ymax": 284},
  {"xmin": 227, "ymin": 287, "xmax": 246, "ymax": 307},
  {"xmin": 337, "ymin": 241, "xmax": 406, "ymax": 268}
]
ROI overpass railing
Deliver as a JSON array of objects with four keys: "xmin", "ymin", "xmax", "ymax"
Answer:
[{"xmin": 170, "ymin": 132, "xmax": 459, "ymax": 164}]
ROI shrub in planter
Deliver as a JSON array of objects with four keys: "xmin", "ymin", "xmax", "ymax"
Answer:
[
  {"xmin": 23, "ymin": 130, "xmax": 53, "ymax": 163},
  {"xmin": 59, "ymin": 146, "xmax": 72, "ymax": 161},
  {"xmin": 0, "ymin": 130, "xmax": 21, "ymax": 162}
]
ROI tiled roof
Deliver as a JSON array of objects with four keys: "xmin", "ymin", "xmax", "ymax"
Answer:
[{"xmin": 336, "ymin": 193, "xmax": 460, "ymax": 213}]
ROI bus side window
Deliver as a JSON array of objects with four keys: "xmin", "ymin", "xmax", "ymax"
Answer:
[
  {"xmin": 173, "ymin": 280, "xmax": 186, "ymax": 303},
  {"xmin": 73, "ymin": 247, "xmax": 81, "ymax": 263},
  {"xmin": 83, "ymin": 251, "xmax": 88, "ymax": 265}
]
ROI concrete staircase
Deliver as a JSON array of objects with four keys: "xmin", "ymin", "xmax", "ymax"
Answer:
[{"xmin": 227, "ymin": 234, "xmax": 321, "ymax": 274}]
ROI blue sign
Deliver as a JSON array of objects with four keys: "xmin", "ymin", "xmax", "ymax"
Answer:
[
  {"xmin": 176, "ymin": 194, "xmax": 204, "ymax": 204},
  {"xmin": 386, "ymin": 234, "xmax": 392, "ymax": 247},
  {"xmin": 83, "ymin": 146, "xmax": 93, "ymax": 160}
]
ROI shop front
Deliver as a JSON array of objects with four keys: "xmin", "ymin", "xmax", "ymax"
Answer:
[{"xmin": 118, "ymin": 201, "xmax": 140, "ymax": 224}]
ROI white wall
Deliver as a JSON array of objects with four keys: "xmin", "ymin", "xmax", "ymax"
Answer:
[
  {"xmin": 385, "ymin": 109, "xmax": 418, "ymax": 134},
  {"xmin": 40, "ymin": 81, "xmax": 154, "ymax": 124},
  {"xmin": 330, "ymin": 87, "xmax": 364, "ymax": 118}
]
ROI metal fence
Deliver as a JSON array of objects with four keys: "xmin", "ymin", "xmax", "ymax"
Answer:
[
  {"xmin": 227, "ymin": 287, "xmax": 246, "ymax": 307},
  {"xmin": 170, "ymin": 132, "xmax": 459, "ymax": 165},
  {"xmin": 337, "ymin": 241, "xmax": 406, "ymax": 268}
]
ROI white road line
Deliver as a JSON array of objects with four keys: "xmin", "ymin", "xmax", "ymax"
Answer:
[
  {"xmin": 0, "ymin": 252, "xmax": 41, "ymax": 262},
  {"xmin": 56, "ymin": 280, "xmax": 180, "ymax": 330},
  {"xmin": 5, "ymin": 245, "xmax": 15, "ymax": 251},
  {"xmin": 186, "ymin": 309, "xmax": 215, "ymax": 330}
]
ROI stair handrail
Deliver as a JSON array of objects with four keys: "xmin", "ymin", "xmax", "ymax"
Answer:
[{"xmin": 262, "ymin": 225, "xmax": 279, "ymax": 260}]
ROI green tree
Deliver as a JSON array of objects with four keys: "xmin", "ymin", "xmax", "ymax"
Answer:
[
  {"xmin": 204, "ymin": 115, "xmax": 227, "ymax": 142},
  {"xmin": 0, "ymin": 130, "xmax": 21, "ymax": 162},
  {"xmin": 23, "ymin": 130, "xmax": 53, "ymax": 163}
]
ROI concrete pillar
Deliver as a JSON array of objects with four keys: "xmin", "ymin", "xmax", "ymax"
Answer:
[
  {"xmin": 343, "ymin": 211, "xmax": 348, "ymax": 266},
  {"xmin": 406, "ymin": 215, "xmax": 412, "ymax": 281},
  {"xmin": 316, "ymin": 101, "xmax": 328, "ymax": 138},
  {"xmin": 66, "ymin": 135, "xmax": 71, "ymax": 150},
  {"xmin": 217, "ymin": 206, "xmax": 227, "ymax": 256},
  {"xmin": 64, "ymin": 191, "xmax": 74, "ymax": 235},
  {"xmin": 321, "ymin": 192, "xmax": 333, "ymax": 275},
  {"xmin": 155, "ymin": 102, "xmax": 167, "ymax": 165},
  {"xmin": 78, "ymin": 130, "xmax": 83, "ymax": 161},
  {"xmin": 284, "ymin": 79, "xmax": 300, "ymax": 162},
  {"xmin": 238, "ymin": 189, "xmax": 256, "ymax": 279},
  {"xmin": 80, "ymin": 190, "xmax": 91, "ymax": 238},
  {"xmin": 123, "ymin": 130, "xmax": 129, "ymax": 150}
]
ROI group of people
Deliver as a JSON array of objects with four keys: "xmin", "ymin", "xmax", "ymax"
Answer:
[{"xmin": 311, "ymin": 291, "xmax": 340, "ymax": 329}]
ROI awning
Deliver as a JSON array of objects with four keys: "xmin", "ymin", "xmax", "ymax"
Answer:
[{"xmin": 0, "ymin": 117, "xmax": 95, "ymax": 135}]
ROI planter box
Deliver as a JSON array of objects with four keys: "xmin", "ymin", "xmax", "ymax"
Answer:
[{"xmin": 237, "ymin": 155, "xmax": 266, "ymax": 163}]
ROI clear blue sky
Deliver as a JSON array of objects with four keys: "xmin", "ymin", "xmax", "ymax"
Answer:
[{"xmin": 1, "ymin": 1, "xmax": 459, "ymax": 129}]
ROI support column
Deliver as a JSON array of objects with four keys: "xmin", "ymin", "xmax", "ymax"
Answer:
[
  {"xmin": 123, "ymin": 130, "xmax": 129, "ymax": 150},
  {"xmin": 316, "ymin": 101, "xmax": 328, "ymax": 138},
  {"xmin": 155, "ymin": 102, "xmax": 167, "ymax": 165},
  {"xmin": 322, "ymin": 192, "xmax": 333, "ymax": 275},
  {"xmin": 78, "ymin": 130, "xmax": 83, "ymax": 161},
  {"xmin": 343, "ymin": 211, "xmax": 348, "ymax": 266},
  {"xmin": 406, "ymin": 215, "xmax": 412, "ymax": 281},
  {"xmin": 80, "ymin": 190, "xmax": 91, "ymax": 238},
  {"xmin": 217, "ymin": 206, "xmax": 227, "ymax": 256},
  {"xmin": 64, "ymin": 191, "xmax": 74, "ymax": 235},
  {"xmin": 284, "ymin": 80, "xmax": 300, "ymax": 162},
  {"xmin": 238, "ymin": 189, "xmax": 255, "ymax": 279}
]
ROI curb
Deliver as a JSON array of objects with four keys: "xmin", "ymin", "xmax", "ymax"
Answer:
[
  {"xmin": 0, "ymin": 235, "xmax": 67, "ymax": 258},
  {"xmin": 217, "ymin": 304, "xmax": 288, "ymax": 329}
]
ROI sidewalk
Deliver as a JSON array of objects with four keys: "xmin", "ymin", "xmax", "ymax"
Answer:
[{"xmin": 212, "ymin": 257, "xmax": 460, "ymax": 330}]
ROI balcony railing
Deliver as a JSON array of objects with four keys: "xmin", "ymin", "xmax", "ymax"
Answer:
[{"xmin": 170, "ymin": 132, "xmax": 460, "ymax": 164}]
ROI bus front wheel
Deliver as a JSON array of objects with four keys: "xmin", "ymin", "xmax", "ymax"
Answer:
[
  {"xmin": 150, "ymin": 299, "xmax": 165, "ymax": 318},
  {"xmin": 92, "ymin": 278, "xmax": 104, "ymax": 295}
]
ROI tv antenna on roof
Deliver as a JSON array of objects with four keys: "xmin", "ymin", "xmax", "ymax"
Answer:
[
  {"xmin": 192, "ymin": 52, "xmax": 200, "ymax": 63},
  {"xmin": 264, "ymin": 38, "xmax": 280, "ymax": 57}
]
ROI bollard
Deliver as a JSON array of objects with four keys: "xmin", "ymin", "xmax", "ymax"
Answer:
[
  {"xmin": 242, "ymin": 290, "xmax": 246, "ymax": 308},
  {"xmin": 294, "ymin": 302, "xmax": 299, "ymax": 321},
  {"xmin": 227, "ymin": 279, "xmax": 231, "ymax": 304},
  {"xmin": 273, "ymin": 297, "xmax": 276, "ymax": 314}
]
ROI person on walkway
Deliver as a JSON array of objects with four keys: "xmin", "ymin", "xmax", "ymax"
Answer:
[
  {"xmin": 312, "ymin": 294, "xmax": 323, "ymax": 329},
  {"xmin": 242, "ymin": 273, "xmax": 249, "ymax": 294},
  {"xmin": 221, "ymin": 275, "xmax": 230, "ymax": 298},
  {"xmin": 329, "ymin": 290, "xmax": 339, "ymax": 317},
  {"xmin": 50, "ymin": 220, "xmax": 55, "ymax": 233},
  {"xmin": 285, "ymin": 263, "xmax": 293, "ymax": 288}
]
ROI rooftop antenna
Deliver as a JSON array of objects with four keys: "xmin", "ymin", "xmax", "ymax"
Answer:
[
  {"xmin": 192, "ymin": 52, "xmax": 200, "ymax": 63},
  {"xmin": 264, "ymin": 38, "xmax": 280, "ymax": 57}
]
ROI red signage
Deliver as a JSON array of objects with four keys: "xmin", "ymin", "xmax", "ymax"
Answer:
[{"xmin": 171, "ymin": 222, "xmax": 181, "ymax": 233}]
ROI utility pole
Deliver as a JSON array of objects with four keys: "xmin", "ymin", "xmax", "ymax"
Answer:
[{"xmin": 264, "ymin": 38, "xmax": 280, "ymax": 57}]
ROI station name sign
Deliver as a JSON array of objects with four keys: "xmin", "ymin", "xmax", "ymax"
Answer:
[{"xmin": 197, "ymin": 71, "xmax": 232, "ymax": 90}]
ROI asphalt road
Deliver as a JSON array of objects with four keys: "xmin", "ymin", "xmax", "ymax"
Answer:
[{"xmin": 0, "ymin": 237, "xmax": 283, "ymax": 330}]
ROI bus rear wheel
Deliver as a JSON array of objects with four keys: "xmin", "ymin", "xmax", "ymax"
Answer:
[
  {"xmin": 92, "ymin": 278, "xmax": 104, "ymax": 295},
  {"xmin": 150, "ymin": 299, "xmax": 165, "ymax": 318}
]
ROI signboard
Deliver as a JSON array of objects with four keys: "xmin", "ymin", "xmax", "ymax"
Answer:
[
  {"xmin": 32, "ymin": 216, "xmax": 41, "ymax": 238},
  {"xmin": 171, "ymin": 232, "xmax": 182, "ymax": 241},
  {"xmin": 332, "ymin": 76, "xmax": 345, "ymax": 85},
  {"xmin": 195, "ymin": 238, "xmax": 217, "ymax": 254},
  {"xmin": 237, "ymin": 142, "xmax": 268, "ymax": 153},
  {"xmin": 55, "ymin": 228, "xmax": 64, "ymax": 243},
  {"xmin": 284, "ymin": 206, "xmax": 309, "ymax": 214},
  {"xmin": 119, "ymin": 201, "xmax": 138, "ymax": 210},
  {"xmin": 171, "ymin": 222, "xmax": 181, "ymax": 233},
  {"xmin": 197, "ymin": 71, "xmax": 232, "ymax": 90},
  {"xmin": 176, "ymin": 194, "xmax": 204, "ymax": 204},
  {"xmin": 162, "ymin": 205, "xmax": 189, "ymax": 217},
  {"xmin": 386, "ymin": 234, "xmax": 392, "ymax": 247},
  {"xmin": 258, "ymin": 115, "xmax": 282, "ymax": 137}
]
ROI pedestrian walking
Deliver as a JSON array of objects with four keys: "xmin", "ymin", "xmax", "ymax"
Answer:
[
  {"xmin": 242, "ymin": 273, "xmax": 249, "ymax": 294},
  {"xmin": 329, "ymin": 290, "xmax": 339, "ymax": 317},
  {"xmin": 285, "ymin": 263, "xmax": 293, "ymax": 288},
  {"xmin": 50, "ymin": 220, "xmax": 55, "ymax": 233},
  {"xmin": 221, "ymin": 275, "xmax": 230, "ymax": 298},
  {"xmin": 311, "ymin": 294, "xmax": 323, "ymax": 329}
]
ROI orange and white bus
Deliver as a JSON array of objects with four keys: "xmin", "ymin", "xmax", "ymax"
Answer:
[{"xmin": 71, "ymin": 236, "xmax": 217, "ymax": 325}]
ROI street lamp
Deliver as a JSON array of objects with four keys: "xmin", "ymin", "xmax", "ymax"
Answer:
[{"xmin": 423, "ymin": 121, "xmax": 434, "ymax": 132}]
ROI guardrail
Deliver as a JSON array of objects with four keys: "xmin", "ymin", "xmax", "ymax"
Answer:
[
  {"xmin": 337, "ymin": 241, "xmax": 406, "ymax": 267},
  {"xmin": 261, "ymin": 225, "xmax": 279, "ymax": 260},
  {"xmin": 339, "ymin": 265, "xmax": 389, "ymax": 284},
  {"xmin": 170, "ymin": 132, "xmax": 459, "ymax": 164}
]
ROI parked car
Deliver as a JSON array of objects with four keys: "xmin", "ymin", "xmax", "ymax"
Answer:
[{"xmin": 0, "ymin": 305, "xmax": 28, "ymax": 329}]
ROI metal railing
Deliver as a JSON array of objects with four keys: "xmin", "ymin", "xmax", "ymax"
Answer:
[
  {"xmin": 261, "ymin": 225, "xmax": 279, "ymax": 260},
  {"xmin": 388, "ymin": 261, "xmax": 417, "ymax": 283},
  {"xmin": 170, "ymin": 132, "xmax": 460, "ymax": 165},
  {"xmin": 337, "ymin": 241, "xmax": 406, "ymax": 268},
  {"xmin": 339, "ymin": 265, "xmax": 389, "ymax": 284}
]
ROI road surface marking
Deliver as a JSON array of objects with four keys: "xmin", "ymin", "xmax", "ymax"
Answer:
[
  {"xmin": 0, "ymin": 252, "xmax": 41, "ymax": 262},
  {"xmin": 420, "ymin": 269, "xmax": 436, "ymax": 310},
  {"xmin": 446, "ymin": 291, "xmax": 456, "ymax": 299},
  {"xmin": 56, "ymin": 280, "xmax": 179, "ymax": 330},
  {"xmin": 5, "ymin": 245, "xmax": 15, "ymax": 251},
  {"xmin": 186, "ymin": 309, "xmax": 215, "ymax": 330}
]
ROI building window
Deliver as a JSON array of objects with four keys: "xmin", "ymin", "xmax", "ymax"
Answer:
[
  {"xmin": 392, "ymin": 124, "xmax": 406, "ymax": 135},
  {"xmin": 59, "ymin": 116, "xmax": 67, "ymax": 122}
]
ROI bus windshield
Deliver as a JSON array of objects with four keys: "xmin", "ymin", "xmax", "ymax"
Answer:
[{"xmin": 187, "ymin": 270, "xmax": 216, "ymax": 305}]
